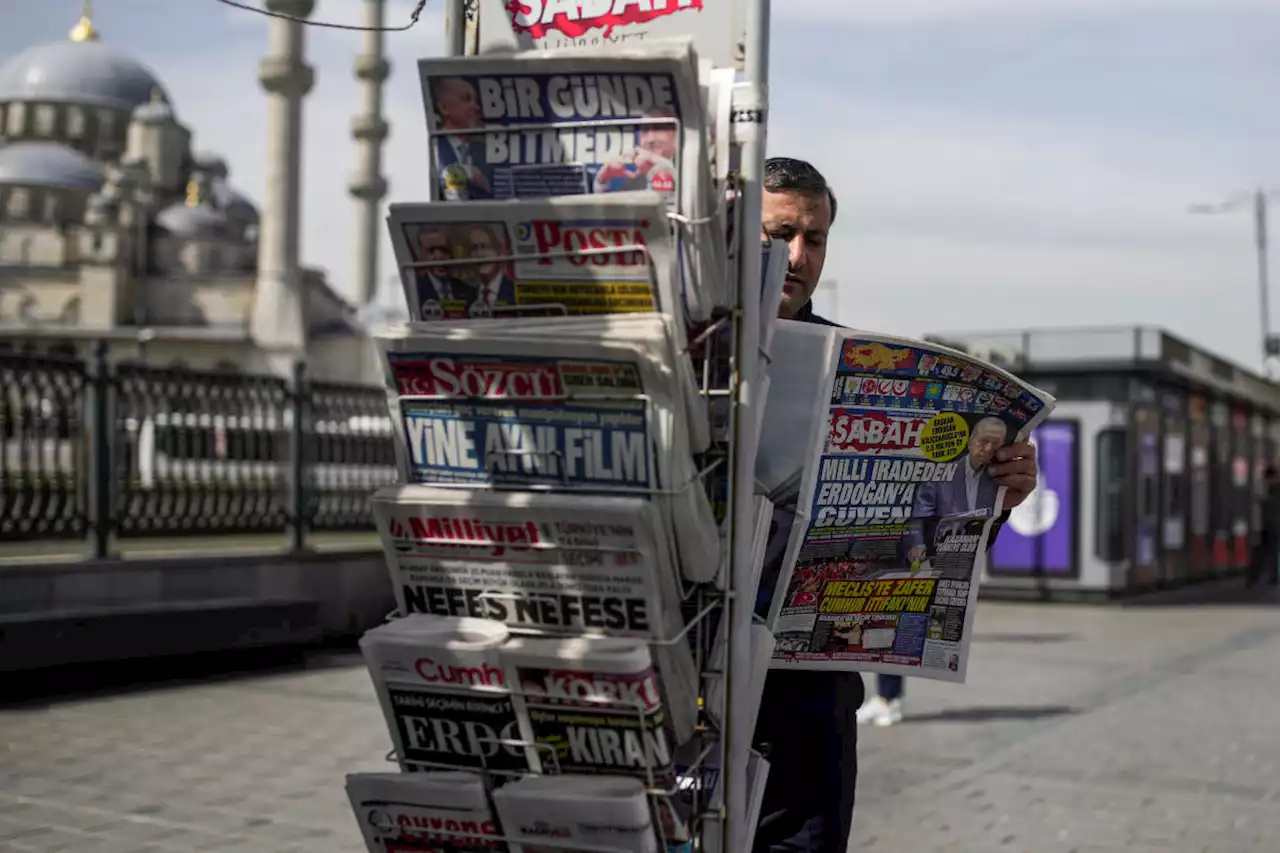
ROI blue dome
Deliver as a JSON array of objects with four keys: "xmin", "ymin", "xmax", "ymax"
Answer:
[
  {"xmin": 0, "ymin": 41, "xmax": 168, "ymax": 110},
  {"xmin": 0, "ymin": 142, "xmax": 104, "ymax": 190},
  {"xmin": 156, "ymin": 202, "xmax": 231, "ymax": 239}
]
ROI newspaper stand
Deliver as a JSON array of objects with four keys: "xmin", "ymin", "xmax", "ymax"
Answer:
[{"xmin": 353, "ymin": 2, "xmax": 774, "ymax": 851}]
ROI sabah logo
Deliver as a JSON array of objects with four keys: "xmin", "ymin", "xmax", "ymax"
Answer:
[{"xmin": 503, "ymin": 0, "xmax": 705, "ymax": 39}]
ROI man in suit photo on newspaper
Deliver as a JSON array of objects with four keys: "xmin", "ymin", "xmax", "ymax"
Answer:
[
  {"xmin": 905, "ymin": 414, "xmax": 1011, "ymax": 566},
  {"xmin": 411, "ymin": 225, "xmax": 477, "ymax": 318},
  {"xmin": 751, "ymin": 157, "xmax": 1040, "ymax": 853},
  {"xmin": 429, "ymin": 76, "xmax": 495, "ymax": 200},
  {"xmin": 464, "ymin": 224, "xmax": 518, "ymax": 313}
]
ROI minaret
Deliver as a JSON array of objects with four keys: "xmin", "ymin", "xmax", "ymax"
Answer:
[
  {"xmin": 251, "ymin": 0, "xmax": 315, "ymax": 373},
  {"xmin": 350, "ymin": 0, "xmax": 390, "ymax": 309}
]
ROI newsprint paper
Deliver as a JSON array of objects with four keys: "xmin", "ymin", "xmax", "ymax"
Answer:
[
  {"xmin": 345, "ymin": 771, "xmax": 501, "ymax": 852},
  {"xmin": 474, "ymin": 0, "xmax": 745, "ymax": 72},
  {"xmin": 763, "ymin": 325, "xmax": 1056, "ymax": 681},
  {"xmin": 375, "ymin": 317, "xmax": 719, "ymax": 585},
  {"xmin": 418, "ymin": 39, "xmax": 724, "ymax": 317},
  {"xmin": 370, "ymin": 485, "xmax": 699, "ymax": 741},
  {"xmin": 387, "ymin": 193, "xmax": 682, "ymax": 323}
]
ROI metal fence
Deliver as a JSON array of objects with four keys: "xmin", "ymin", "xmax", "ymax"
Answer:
[{"xmin": 0, "ymin": 345, "xmax": 397, "ymax": 557}]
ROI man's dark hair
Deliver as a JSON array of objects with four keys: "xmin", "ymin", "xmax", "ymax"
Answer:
[{"xmin": 764, "ymin": 157, "xmax": 838, "ymax": 223}]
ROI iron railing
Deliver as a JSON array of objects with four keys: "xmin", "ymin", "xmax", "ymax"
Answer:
[{"xmin": 0, "ymin": 345, "xmax": 397, "ymax": 558}]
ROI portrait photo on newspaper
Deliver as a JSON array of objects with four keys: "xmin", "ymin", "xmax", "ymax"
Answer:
[
  {"xmin": 422, "ymin": 69, "xmax": 682, "ymax": 203},
  {"xmin": 401, "ymin": 219, "xmax": 518, "ymax": 321}
]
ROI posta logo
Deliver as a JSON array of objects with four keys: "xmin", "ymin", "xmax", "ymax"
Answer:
[
  {"xmin": 502, "ymin": 0, "xmax": 704, "ymax": 40},
  {"xmin": 391, "ymin": 356, "xmax": 563, "ymax": 399},
  {"xmin": 828, "ymin": 410, "xmax": 928, "ymax": 453},
  {"xmin": 526, "ymin": 219, "xmax": 649, "ymax": 267}
]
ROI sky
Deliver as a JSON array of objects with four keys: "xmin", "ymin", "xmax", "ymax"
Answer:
[{"xmin": 5, "ymin": 0, "xmax": 1280, "ymax": 369}]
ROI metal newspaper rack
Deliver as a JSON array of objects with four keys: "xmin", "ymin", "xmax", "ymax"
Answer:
[{"xmin": 356, "ymin": 2, "xmax": 773, "ymax": 851}]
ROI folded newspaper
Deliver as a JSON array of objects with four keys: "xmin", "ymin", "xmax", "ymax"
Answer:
[
  {"xmin": 388, "ymin": 193, "xmax": 685, "ymax": 322},
  {"xmin": 492, "ymin": 774, "xmax": 658, "ymax": 853},
  {"xmin": 371, "ymin": 485, "xmax": 699, "ymax": 740},
  {"xmin": 501, "ymin": 635, "xmax": 685, "ymax": 778},
  {"xmin": 760, "ymin": 325, "xmax": 1057, "ymax": 680},
  {"xmin": 418, "ymin": 38, "xmax": 726, "ymax": 317},
  {"xmin": 345, "ymin": 771, "xmax": 501, "ymax": 852},
  {"xmin": 359, "ymin": 615, "xmax": 534, "ymax": 775},
  {"xmin": 375, "ymin": 316, "xmax": 718, "ymax": 584}
]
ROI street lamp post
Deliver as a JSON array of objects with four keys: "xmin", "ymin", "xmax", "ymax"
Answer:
[{"xmin": 1189, "ymin": 187, "xmax": 1280, "ymax": 376}]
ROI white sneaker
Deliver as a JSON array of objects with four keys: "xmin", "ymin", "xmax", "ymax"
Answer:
[{"xmin": 856, "ymin": 695, "xmax": 904, "ymax": 727}]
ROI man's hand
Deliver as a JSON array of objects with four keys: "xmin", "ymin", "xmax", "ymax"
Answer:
[
  {"xmin": 988, "ymin": 440, "xmax": 1038, "ymax": 509},
  {"xmin": 907, "ymin": 544, "xmax": 927, "ymax": 562}
]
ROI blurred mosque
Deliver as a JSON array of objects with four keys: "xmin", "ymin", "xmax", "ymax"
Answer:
[{"xmin": 0, "ymin": 1, "xmax": 394, "ymax": 381}]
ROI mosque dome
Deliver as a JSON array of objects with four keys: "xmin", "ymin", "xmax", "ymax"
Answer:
[
  {"xmin": 156, "ymin": 202, "xmax": 232, "ymax": 239},
  {"xmin": 213, "ymin": 184, "xmax": 259, "ymax": 222},
  {"xmin": 0, "ymin": 40, "xmax": 169, "ymax": 111},
  {"xmin": 0, "ymin": 142, "xmax": 104, "ymax": 191}
]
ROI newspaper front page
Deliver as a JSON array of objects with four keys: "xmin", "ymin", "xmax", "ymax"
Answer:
[
  {"xmin": 417, "ymin": 41, "xmax": 724, "ymax": 317},
  {"xmin": 346, "ymin": 772, "xmax": 502, "ymax": 853},
  {"xmin": 371, "ymin": 485, "xmax": 698, "ymax": 740},
  {"xmin": 388, "ymin": 194, "xmax": 679, "ymax": 323},
  {"xmin": 419, "ymin": 43, "xmax": 702, "ymax": 209},
  {"xmin": 474, "ymin": 0, "xmax": 745, "ymax": 71},
  {"xmin": 764, "ymin": 329, "xmax": 1056, "ymax": 680},
  {"xmin": 375, "ymin": 318, "xmax": 718, "ymax": 584}
]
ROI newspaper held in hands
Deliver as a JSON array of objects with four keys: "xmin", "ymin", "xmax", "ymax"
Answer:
[
  {"xmin": 762, "ymin": 328, "xmax": 1057, "ymax": 680},
  {"xmin": 418, "ymin": 40, "xmax": 724, "ymax": 317},
  {"xmin": 358, "ymin": 615, "xmax": 534, "ymax": 775},
  {"xmin": 345, "ymin": 771, "xmax": 502, "ymax": 852}
]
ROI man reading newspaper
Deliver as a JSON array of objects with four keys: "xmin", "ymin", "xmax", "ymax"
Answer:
[{"xmin": 751, "ymin": 157, "xmax": 1040, "ymax": 853}]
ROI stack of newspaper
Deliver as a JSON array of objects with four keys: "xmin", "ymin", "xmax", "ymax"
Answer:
[
  {"xmin": 351, "ymin": 29, "xmax": 760, "ymax": 853},
  {"xmin": 411, "ymin": 39, "xmax": 729, "ymax": 319}
]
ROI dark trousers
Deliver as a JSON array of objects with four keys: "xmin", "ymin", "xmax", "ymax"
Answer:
[
  {"xmin": 877, "ymin": 674, "xmax": 904, "ymax": 701},
  {"xmin": 1247, "ymin": 531, "xmax": 1279, "ymax": 587},
  {"xmin": 751, "ymin": 670, "xmax": 862, "ymax": 853}
]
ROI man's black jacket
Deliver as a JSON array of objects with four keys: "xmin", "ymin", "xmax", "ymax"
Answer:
[{"xmin": 751, "ymin": 298, "xmax": 861, "ymax": 853}]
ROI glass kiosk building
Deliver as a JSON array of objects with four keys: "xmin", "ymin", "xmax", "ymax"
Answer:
[{"xmin": 925, "ymin": 326, "xmax": 1280, "ymax": 599}]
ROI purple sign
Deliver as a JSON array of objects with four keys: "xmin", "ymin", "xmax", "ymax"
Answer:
[{"xmin": 990, "ymin": 421, "xmax": 1077, "ymax": 575}]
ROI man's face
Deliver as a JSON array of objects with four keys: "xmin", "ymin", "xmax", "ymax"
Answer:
[
  {"xmin": 468, "ymin": 228, "xmax": 500, "ymax": 278},
  {"xmin": 762, "ymin": 188, "xmax": 831, "ymax": 319},
  {"xmin": 417, "ymin": 229, "xmax": 452, "ymax": 275},
  {"xmin": 638, "ymin": 125, "xmax": 677, "ymax": 161},
  {"xmin": 436, "ymin": 78, "xmax": 481, "ymax": 130},
  {"xmin": 967, "ymin": 425, "xmax": 1005, "ymax": 468}
]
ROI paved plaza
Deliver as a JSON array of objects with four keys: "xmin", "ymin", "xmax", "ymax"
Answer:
[{"xmin": 2, "ymin": 586, "xmax": 1279, "ymax": 853}]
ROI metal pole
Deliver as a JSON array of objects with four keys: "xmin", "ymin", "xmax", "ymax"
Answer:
[
  {"xmin": 727, "ymin": 0, "xmax": 769, "ymax": 850},
  {"xmin": 1255, "ymin": 188, "xmax": 1272, "ymax": 374},
  {"xmin": 86, "ymin": 340, "xmax": 115, "ymax": 561},
  {"xmin": 443, "ymin": 0, "xmax": 466, "ymax": 56},
  {"xmin": 289, "ymin": 358, "xmax": 309, "ymax": 553}
]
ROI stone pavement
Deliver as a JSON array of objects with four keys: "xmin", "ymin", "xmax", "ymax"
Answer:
[{"xmin": 2, "ymin": 585, "xmax": 1278, "ymax": 853}]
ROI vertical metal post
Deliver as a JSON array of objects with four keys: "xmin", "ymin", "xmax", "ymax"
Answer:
[
  {"xmin": 1255, "ymin": 189, "xmax": 1273, "ymax": 375},
  {"xmin": 290, "ymin": 358, "xmax": 309, "ymax": 553},
  {"xmin": 726, "ymin": 0, "xmax": 769, "ymax": 850},
  {"xmin": 86, "ymin": 340, "xmax": 115, "ymax": 560},
  {"xmin": 443, "ymin": 0, "xmax": 467, "ymax": 56}
]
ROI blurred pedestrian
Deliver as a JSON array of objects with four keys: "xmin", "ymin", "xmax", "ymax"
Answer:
[
  {"xmin": 1247, "ymin": 464, "xmax": 1280, "ymax": 588},
  {"xmin": 856, "ymin": 674, "xmax": 904, "ymax": 727}
]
